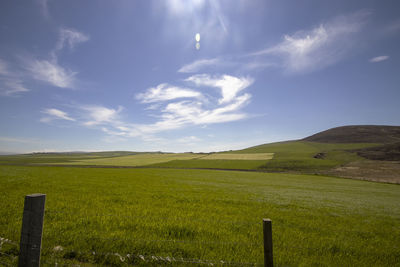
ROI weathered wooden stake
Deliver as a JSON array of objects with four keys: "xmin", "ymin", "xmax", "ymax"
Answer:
[
  {"xmin": 18, "ymin": 194, "xmax": 46, "ymax": 267},
  {"xmin": 263, "ymin": 218, "xmax": 273, "ymax": 267}
]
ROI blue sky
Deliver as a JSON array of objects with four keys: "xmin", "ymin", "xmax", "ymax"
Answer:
[{"xmin": 0, "ymin": 0, "xmax": 399, "ymax": 153}]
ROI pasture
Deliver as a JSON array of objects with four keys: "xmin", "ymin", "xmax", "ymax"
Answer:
[
  {"xmin": 48, "ymin": 153, "xmax": 202, "ymax": 167},
  {"xmin": 199, "ymin": 153, "xmax": 274, "ymax": 160},
  {"xmin": 0, "ymin": 165, "xmax": 399, "ymax": 266}
]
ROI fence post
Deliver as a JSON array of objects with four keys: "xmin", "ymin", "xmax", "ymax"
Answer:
[
  {"xmin": 18, "ymin": 194, "xmax": 46, "ymax": 267},
  {"xmin": 263, "ymin": 218, "xmax": 273, "ymax": 267}
]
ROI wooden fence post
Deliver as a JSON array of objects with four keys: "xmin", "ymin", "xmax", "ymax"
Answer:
[
  {"xmin": 263, "ymin": 218, "xmax": 273, "ymax": 267},
  {"xmin": 18, "ymin": 194, "xmax": 46, "ymax": 267}
]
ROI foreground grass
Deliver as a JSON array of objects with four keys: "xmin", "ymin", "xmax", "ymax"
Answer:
[{"xmin": 0, "ymin": 166, "xmax": 399, "ymax": 266}]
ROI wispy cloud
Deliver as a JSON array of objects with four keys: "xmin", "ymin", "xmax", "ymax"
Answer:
[
  {"xmin": 186, "ymin": 74, "xmax": 254, "ymax": 104},
  {"xmin": 24, "ymin": 58, "xmax": 77, "ymax": 88},
  {"xmin": 36, "ymin": 0, "xmax": 50, "ymax": 19},
  {"xmin": 178, "ymin": 58, "xmax": 222, "ymax": 73},
  {"xmin": 251, "ymin": 10, "xmax": 370, "ymax": 73},
  {"xmin": 22, "ymin": 28, "xmax": 88, "ymax": 89},
  {"xmin": 47, "ymin": 74, "xmax": 253, "ymax": 142},
  {"xmin": 82, "ymin": 105, "xmax": 123, "ymax": 126},
  {"xmin": 41, "ymin": 108, "xmax": 75, "ymax": 122},
  {"xmin": 55, "ymin": 28, "xmax": 90, "ymax": 52},
  {"xmin": 178, "ymin": 10, "xmax": 370, "ymax": 75},
  {"xmin": 369, "ymin": 55, "xmax": 389, "ymax": 63},
  {"xmin": 136, "ymin": 83, "xmax": 202, "ymax": 103},
  {"xmin": 1, "ymin": 80, "xmax": 29, "ymax": 96},
  {"xmin": 177, "ymin": 136, "xmax": 202, "ymax": 144},
  {"xmin": 0, "ymin": 58, "xmax": 30, "ymax": 96}
]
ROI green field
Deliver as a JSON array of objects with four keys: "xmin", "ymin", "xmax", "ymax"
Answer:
[
  {"xmin": 199, "ymin": 153, "xmax": 274, "ymax": 160},
  {"xmin": 147, "ymin": 141, "xmax": 379, "ymax": 173},
  {"xmin": 1, "ymin": 165, "xmax": 399, "ymax": 266},
  {"xmin": 47, "ymin": 153, "xmax": 203, "ymax": 167},
  {"xmin": 0, "ymin": 141, "xmax": 380, "ymax": 175}
]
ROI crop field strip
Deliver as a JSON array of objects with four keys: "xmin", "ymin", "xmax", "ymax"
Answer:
[{"xmin": 199, "ymin": 153, "xmax": 274, "ymax": 160}]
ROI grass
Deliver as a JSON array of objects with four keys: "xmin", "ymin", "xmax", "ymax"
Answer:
[
  {"xmin": 235, "ymin": 141, "xmax": 380, "ymax": 172},
  {"xmin": 0, "ymin": 152, "xmax": 140, "ymax": 165},
  {"xmin": 149, "ymin": 159, "xmax": 268, "ymax": 170},
  {"xmin": 199, "ymin": 153, "xmax": 274, "ymax": 160},
  {"xmin": 1, "ymin": 165, "xmax": 399, "ymax": 266},
  {"xmin": 0, "ymin": 142, "xmax": 381, "ymax": 175},
  {"xmin": 47, "ymin": 153, "xmax": 202, "ymax": 167}
]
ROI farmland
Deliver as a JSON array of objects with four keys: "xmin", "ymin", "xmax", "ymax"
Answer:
[
  {"xmin": 1, "ymin": 126, "xmax": 399, "ymax": 266},
  {"xmin": 0, "ymin": 165, "xmax": 399, "ymax": 266}
]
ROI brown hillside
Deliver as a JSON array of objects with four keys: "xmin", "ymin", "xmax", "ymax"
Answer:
[
  {"xmin": 352, "ymin": 142, "xmax": 400, "ymax": 161},
  {"xmin": 303, "ymin": 125, "xmax": 400, "ymax": 144}
]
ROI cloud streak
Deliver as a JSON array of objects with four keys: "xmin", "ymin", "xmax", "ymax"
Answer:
[
  {"xmin": 251, "ymin": 10, "xmax": 370, "ymax": 73},
  {"xmin": 22, "ymin": 28, "xmax": 88, "ymax": 89},
  {"xmin": 41, "ymin": 108, "xmax": 75, "ymax": 122},
  {"xmin": 178, "ymin": 58, "xmax": 222, "ymax": 73},
  {"xmin": 186, "ymin": 74, "xmax": 254, "ymax": 104},
  {"xmin": 0, "ymin": 58, "xmax": 30, "ymax": 96},
  {"xmin": 55, "ymin": 28, "xmax": 90, "ymax": 52},
  {"xmin": 178, "ymin": 10, "xmax": 370, "ymax": 75},
  {"xmin": 82, "ymin": 105, "xmax": 123, "ymax": 126},
  {"xmin": 24, "ymin": 59, "xmax": 77, "ymax": 88},
  {"xmin": 136, "ymin": 83, "xmax": 202, "ymax": 103},
  {"xmin": 44, "ymin": 74, "xmax": 254, "ymax": 142},
  {"xmin": 369, "ymin": 55, "xmax": 389, "ymax": 63}
]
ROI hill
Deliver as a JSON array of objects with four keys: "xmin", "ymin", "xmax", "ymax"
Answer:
[
  {"xmin": 352, "ymin": 142, "xmax": 400, "ymax": 161},
  {"xmin": 302, "ymin": 125, "xmax": 400, "ymax": 144}
]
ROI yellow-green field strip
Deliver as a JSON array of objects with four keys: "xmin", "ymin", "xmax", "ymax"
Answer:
[
  {"xmin": 44, "ymin": 153, "xmax": 202, "ymax": 166},
  {"xmin": 200, "ymin": 153, "xmax": 274, "ymax": 160}
]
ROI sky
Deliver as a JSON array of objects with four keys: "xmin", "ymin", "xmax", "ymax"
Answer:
[{"xmin": 0, "ymin": 0, "xmax": 399, "ymax": 153}]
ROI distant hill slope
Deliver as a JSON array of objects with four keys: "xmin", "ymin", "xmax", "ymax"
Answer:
[
  {"xmin": 302, "ymin": 125, "xmax": 400, "ymax": 144},
  {"xmin": 352, "ymin": 142, "xmax": 400, "ymax": 161}
]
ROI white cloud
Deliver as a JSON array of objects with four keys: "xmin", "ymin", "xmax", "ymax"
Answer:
[
  {"xmin": 41, "ymin": 108, "xmax": 75, "ymax": 122},
  {"xmin": 0, "ymin": 59, "xmax": 10, "ymax": 76},
  {"xmin": 251, "ymin": 10, "xmax": 370, "ymax": 73},
  {"xmin": 82, "ymin": 105, "xmax": 123, "ymax": 126},
  {"xmin": 186, "ymin": 74, "xmax": 254, "ymax": 104},
  {"xmin": 177, "ymin": 136, "xmax": 202, "ymax": 143},
  {"xmin": 43, "ymin": 74, "xmax": 253, "ymax": 144},
  {"xmin": 369, "ymin": 55, "xmax": 389, "ymax": 63},
  {"xmin": 136, "ymin": 83, "xmax": 202, "ymax": 103},
  {"xmin": 55, "ymin": 28, "xmax": 90, "ymax": 52},
  {"xmin": 166, "ymin": 0, "xmax": 205, "ymax": 15},
  {"xmin": 178, "ymin": 58, "xmax": 221, "ymax": 73},
  {"xmin": 1, "ymin": 80, "xmax": 29, "ymax": 96},
  {"xmin": 21, "ymin": 28, "xmax": 88, "ymax": 89},
  {"xmin": 136, "ymin": 92, "xmax": 251, "ymax": 134},
  {"xmin": 0, "ymin": 58, "xmax": 30, "ymax": 96},
  {"xmin": 36, "ymin": 0, "xmax": 50, "ymax": 19},
  {"xmin": 24, "ymin": 59, "xmax": 76, "ymax": 88}
]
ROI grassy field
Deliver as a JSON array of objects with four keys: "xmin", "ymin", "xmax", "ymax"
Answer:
[
  {"xmin": 46, "ymin": 153, "xmax": 203, "ymax": 167},
  {"xmin": 1, "ymin": 165, "xmax": 399, "ymax": 266},
  {"xmin": 199, "ymin": 153, "xmax": 274, "ymax": 160},
  {"xmin": 236, "ymin": 141, "xmax": 379, "ymax": 172},
  {"xmin": 146, "ymin": 141, "xmax": 381, "ymax": 174},
  {"xmin": 0, "ymin": 152, "xmax": 141, "ymax": 165}
]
